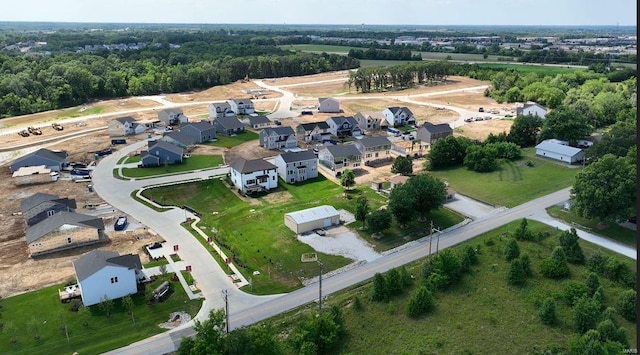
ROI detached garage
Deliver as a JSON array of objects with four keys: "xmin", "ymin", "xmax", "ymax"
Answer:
[
  {"xmin": 535, "ymin": 140, "xmax": 585, "ymax": 164},
  {"xmin": 284, "ymin": 205, "xmax": 340, "ymax": 234}
]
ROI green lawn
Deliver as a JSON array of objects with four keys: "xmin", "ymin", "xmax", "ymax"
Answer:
[
  {"xmin": 120, "ymin": 155, "xmax": 224, "ymax": 178},
  {"xmin": 206, "ymin": 131, "xmax": 258, "ymax": 148},
  {"xmin": 267, "ymin": 219, "xmax": 637, "ymax": 354},
  {"xmin": 428, "ymin": 149, "xmax": 580, "ymax": 207},
  {"xmin": 123, "ymin": 155, "xmax": 141, "ymax": 164},
  {"xmin": 476, "ymin": 63, "xmax": 585, "ymax": 75},
  {"xmin": 546, "ymin": 206, "xmax": 637, "ymax": 248},
  {"xmin": 56, "ymin": 106, "xmax": 104, "ymax": 119},
  {"xmin": 0, "ymin": 275, "xmax": 202, "ymax": 354},
  {"xmin": 143, "ymin": 257, "xmax": 169, "ymax": 268}
]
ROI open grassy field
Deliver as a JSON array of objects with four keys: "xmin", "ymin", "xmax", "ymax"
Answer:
[
  {"xmin": 428, "ymin": 148, "xmax": 580, "ymax": 207},
  {"xmin": 0, "ymin": 275, "xmax": 202, "ymax": 354},
  {"xmin": 120, "ymin": 155, "xmax": 224, "ymax": 178},
  {"xmin": 546, "ymin": 206, "xmax": 637, "ymax": 248},
  {"xmin": 268, "ymin": 219, "xmax": 637, "ymax": 354},
  {"xmin": 206, "ymin": 131, "xmax": 259, "ymax": 148},
  {"xmin": 475, "ymin": 63, "xmax": 584, "ymax": 75}
]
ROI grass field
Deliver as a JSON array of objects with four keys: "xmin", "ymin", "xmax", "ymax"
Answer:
[
  {"xmin": 546, "ymin": 206, "xmax": 637, "ymax": 248},
  {"xmin": 475, "ymin": 63, "xmax": 584, "ymax": 75},
  {"xmin": 0, "ymin": 275, "xmax": 202, "ymax": 354},
  {"xmin": 428, "ymin": 148, "xmax": 580, "ymax": 207},
  {"xmin": 268, "ymin": 219, "xmax": 637, "ymax": 354},
  {"xmin": 120, "ymin": 155, "xmax": 224, "ymax": 178},
  {"xmin": 56, "ymin": 106, "xmax": 104, "ymax": 119},
  {"xmin": 206, "ymin": 131, "xmax": 259, "ymax": 148}
]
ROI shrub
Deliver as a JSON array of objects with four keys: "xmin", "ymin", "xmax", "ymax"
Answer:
[
  {"xmin": 573, "ymin": 297, "xmax": 602, "ymax": 334},
  {"xmin": 540, "ymin": 247, "xmax": 571, "ymax": 279},
  {"xmin": 539, "ymin": 297, "xmax": 557, "ymax": 325},
  {"xmin": 587, "ymin": 252, "xmax": 606, "ymax": 274},
  {"xmin": 563, "ymin": 281, "xmax": 590, "ymax": 306},
  {"xmin": 596, "ymin": 319, "xmax": 628, "ymax": 347},
  {"xmin": 616, "ymin": 289, "xmax": 637, "ymax": 322},
  {"xmin": 406, "ymin": 286, "xmax": 435, "ymax": 318},
  {"xmin": 585, "ymin": 272, "xmax": 601, "ymax": 297},
  {"xmin": 514, "ymin": 218, "xmax": 534, "ymax": 241},
  {"xmin": 507, "ymin": 259, "xmax": 526, "ymax": 286},
  {"xmin": 592, "ymin": 286, "xmax": 606, "ymax": 310},
  {"xmin": 503, "ymin": 238, "xmax": 520, "ymax": 262},
  {"xmin": 559, "ymin": 228, "xmax": 585, "ymax": 264},
  {"xmin": 370, "ymin": 273, "xmax": 388, "ymax": 302},
  {"xmin": 385, "ymin": 268, "xmax": 402, "ymax": 295},
  {"xmin": 519, "ymin": 254, "xmax": 532, "ymax": 277}
]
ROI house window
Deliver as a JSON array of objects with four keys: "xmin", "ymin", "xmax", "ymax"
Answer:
[{"xmin": 110, "ymin": 277, "xmax": 119, "ymax": 284}]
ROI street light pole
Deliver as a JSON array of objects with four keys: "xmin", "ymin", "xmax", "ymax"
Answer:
[
  {"xmin": 318, "ymin": 260, "xmax": 324, "ymax": 312},
  {"xmin": 221, "ymin": 289, "xmax": 229, "ymax": 334}
]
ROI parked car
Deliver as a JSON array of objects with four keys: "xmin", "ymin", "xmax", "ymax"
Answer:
[
  {"xmin": 478, "ymin": 107, "xmax": 484, "ymax": 112},
  {"xmin": 301, "ymin": 110, "xmax": 313, "ymax": 115},
  {"xmin": 314, "ymin": 228, "xmax": 326, "ymax": 236},
  {"xmin": 114, "ymin": 216, "xmax": 128, "ymax": 231},
  {"xmin": 464, "ymin": 117, "xmax": 473, "ymax": 123}
]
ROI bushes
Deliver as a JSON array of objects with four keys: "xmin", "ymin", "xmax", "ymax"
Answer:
[
  {"xmin": 616, "ymin": 289, "xmax": 637, "ymax": 322},
  {"xmin": 573, "ymin": 297, "xmax": 602, "ymax": 334},
  {"xmin": 406, "ymin": 286, "xmax": 435, "ymax": 318},
  {"xmin": 540, "ymin": 247, "xmax": 571, "ymax": 279},
  {"xmin": 539, "ymin": 297, "xmax": 557, "ymax": 325},
  {"xmin": 559, "ymin": 228, "xmax": 585, "ymax": 264},
  {"xmin": 503, "ymin": 238, "xmax": 520, "ymax": 262}
]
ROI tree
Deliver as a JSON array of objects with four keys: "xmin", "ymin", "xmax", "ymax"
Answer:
[
  {"xmin": 574, "ymin": 296, "xmax": 602, "ymax": 333},
  {"xmin": 616, "ymin": 289, "xmax": 636, "ymax": 322},
  {"xmin": 559, "ymin": 228, "xmax": 585, "ymax": 264},
  {"xmin": 537, "ymin": 107, "xmax": 592, "ymax": 145},
  {"xmin": 585, "ymin": 273, "xmax": 601, "ymax": 297},
  {"xmin": 178, "ymin": 309, "xmax": 226, "ymax": 355},
  {"xmin": 370, "ymin": 273, "xmax": 388, "ymax": 302},
  {"xmin": 460, "ymin": 245, "xmax": 479, "ymax": 272},
  {"xmin": 539, "ymin": 297, "xmax": 557, "ymax": 325},
  {"xmin": 514, "ymin": 218, "xmax": 534, "ymax": 241},
  {"xmin": 391, "ymin": 156, "xmax": 413, "ymax": 175},
  {"xmin": 595, "ymin": 319, "xmax": 629, "ymax": 347},
  {"xmin": 291, "ymin": 308, "xmax": 345, "ymax": 354},
  {"xmin": 503, "ymin": 238, "xmax": 520, "ymax": 262},
  {"xmin": 586, "ymin": 120, "xmax": 636, "ymax": 161},
  {"xmin": 427, "ymin": 136, "xmax": 474, "ymax": 169},
  {"xmin": 398, "ymin": 265, "xmax": 413, "ymax": 287},
  {"xmin": 98, "ymin": 294, "xmax": 114, "ymax": 318},
  {"xmin": 563, "ymin": 280, "xmax": 590, "ymax": 306},
  {"xmin": 519, "ymin": 254, "xmax": 532, "ymax": 277},
  {"xmin": 406, "ymin": 285, "xmax": 435, "ymax": 318},
  {"xmin": 571, "ymin": 154, "xmax": 636, "ymax": 224},
  {"xmin": 78, "ymin": 305, "xmax": 92, "ymax": 328},
  {"xmin": 507, "ymin": 114, "xmax": 543, "ymax": 147},
  {"xmin": 388, "ymin": 183, "xmax": 415, "ymax": 227},
  {"xmin": 385, "ymin": 268, "xmax": 402, "ymax": 295},
  {"xmin": 540, "ymin": 247, "xmax": 570, "ymax": 279},
  {"xmin": 354, "ymin": 196, "xmax": 370, "ymax": 229},
  {"xmin": 122, "ymin": 295, "xmax": 135, "ymax": 324},
  {"xmin": 340, "ymin": 169, "xmax": 356, "ymax": 195},
  {"xmin": 507, "ymin": 258, "xmax": 526, "ymax": 286},
  {"xmin": 464, "ymin": 144, "xmax": 499, "ymax": 172},
  {"xmin": 366, "ymin": 209, "xmax": 392, "ymax": 236},
  {"xmin": 405, "ymin": 174, "xmax": 447, "ymax": 221},
  {"xmin": 428, "ymin": 249, "xmax": 462, "ymax": 289}
]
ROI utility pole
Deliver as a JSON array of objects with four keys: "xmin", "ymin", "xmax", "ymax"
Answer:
[
  {"xmin": 221, "ymin": 289, "xmax": 230, "ymax": 334},
  {"xmin": 428, "ymin": 220, "xmax": 434, "ymax": 257},
  {"xmin": 318, "ymin": 260, "xmax": 324, "ymax": 312},
  {"xmin": 436, "ymin": 226, "xmax": 440, "ymax": 255}
]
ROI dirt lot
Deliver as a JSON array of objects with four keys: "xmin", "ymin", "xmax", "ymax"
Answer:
[{"xmin": 0, "ymin": 69, "xmax": 509, "ymax": 298}]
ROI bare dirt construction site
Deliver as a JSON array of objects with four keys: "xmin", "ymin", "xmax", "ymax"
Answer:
[{"xmin": 0, "ymin": 70, "xmax": 509, "ymax": 298}]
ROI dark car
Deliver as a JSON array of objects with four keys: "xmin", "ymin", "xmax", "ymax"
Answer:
[
  {"xmin": 301, "ymin": 110, "xmax": 313, "ymax": 115},
  {"xmin": 478, "ymin": 107, "xmax": 484, "ymax": 112},
  {"xmin": 114, "ymin": 216, "xmax": 128, "ymax": 231}
]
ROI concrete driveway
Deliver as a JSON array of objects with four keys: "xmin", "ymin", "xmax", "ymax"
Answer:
[{"xmin": 445, "ymin": 193, "xmax": 505, "ymax": 220}]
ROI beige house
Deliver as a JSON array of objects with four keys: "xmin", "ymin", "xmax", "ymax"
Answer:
[{"xmin": 26, "ymin": 211, "xmax": 107, "ymax": 257}]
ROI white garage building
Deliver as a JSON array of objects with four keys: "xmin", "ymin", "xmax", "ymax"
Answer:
[
  {"xmin": 284, "ymin": 205, "xmax": 340, "ymax": 234},
  {"xmin": 535, "ymin": 140, "xmax": 585, "ymax": 164}
]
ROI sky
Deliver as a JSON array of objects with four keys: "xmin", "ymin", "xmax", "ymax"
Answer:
[{"xmin": 0, "ymin": 0, "xmax": 636, "ymax": 26}]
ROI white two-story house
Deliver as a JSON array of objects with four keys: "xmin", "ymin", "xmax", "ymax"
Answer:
[
  {"xmin": 229, "ymin": 157, "xmax": 278, "ymax": 195},
  {"xmin": 383, "ymin": 107, "xmax": 416, "ymax": 127}
]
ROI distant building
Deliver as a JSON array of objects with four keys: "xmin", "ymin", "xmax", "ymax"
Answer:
[
  {"xmin": 516, "ymin": 103, "xmax": 547, "ymax": 119},
  {"xmin": 416, "ymin": 122, "xmax": 453, "ymax": 145},
  {"xmin": 209, "ymin": 102, "xmax": 235, "ymax": 119},
  {"xmin": 10, "ymin": 148, "xmax": 68, "ymax": 173},
  {"xmin": 108, "ymin": 116, "xmax": 145, "ymax": 137},
  {"xmin": 535, "ymin": 139, "xmax": 584, "ymax": 164},
  {"xmin": 158, "ymin": 108, "xmax": 188, "ymax": 126},
  {"xmin": 140, "ymin": 140, "xmax": 184, "ymax": 167},
  {"xmin": 318, "ymin": 97, "xmax": 340, "ymax": 113},
  {"xmin": 259, "ymin": 127, "xmax": 297, "ymax": 150},
  {"xmin": 382, "ymin": 107, "xmax": 416, "ymax": 127},
  {"xmin": 228, "ymin": 99, "xmax": 255, "ymax": 115}
]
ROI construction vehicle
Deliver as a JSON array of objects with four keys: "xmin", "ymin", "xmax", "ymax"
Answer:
[
  {"xmin": 27, "ymin": 126, "xmax": 42, "ymax": 135},
  {"xmin": 51, "ymin": 123, "xmax": 64, "ymax": 131},
  {"xmin": 18, "ymin": 130, "xmax": 30, "ymax": 137}
]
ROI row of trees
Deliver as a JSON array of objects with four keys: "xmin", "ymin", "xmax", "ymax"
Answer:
[
  {"xmin": 345, "ymin": 60, "xmax": 450, "ymax": 93},
  {"xmin": 427, "ymin": 135, "xmax": 522, "ymax": 173},
  {"xmin": 347, "ymin": 48, "xmax": 421, "ymax": 61}
]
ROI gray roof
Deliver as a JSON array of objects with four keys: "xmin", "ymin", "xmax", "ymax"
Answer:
[
  {"xmin": 387, "ymin": 106, "xmax": 414, "ymax": 116},
  {"xmin": 16, "ymin": 148, "xmax": 68, "ymax": 164},
  {"xmin": 182, "ymin": 121, "xmax": 214, "ymax": 132},
  {"xmin": 73, "ymin": 250, "xmax": 142, "ymax": 282},
  {"xmin": 230, "ymin": 98, "xmax": 253, "ymax": 105},
  {"xmin": 115, "ymin": 116, "xmax": 136, "ymax": 124},
  {"xmin": 230, "ymin": 157, "xmax": 277, "ymax": 173},
  {"xmin": 327, "ymin": 116, "xmax": 359, "ymax": 128},
  {"xmin": 26, "ymin": 211, "xmax": 104, "ymax": 243},
  {"xmin": 279, "ymin": 150, "xmax": 317, "ymax": 163},
  {"xmin": 211, "ymin": 102, "xmax": 232, "ymax": 109},
  {"xmin": 285, "ymin": 205, "xmax": 339, "ymax": 224},
  {"xmin": 535, "ymin": 140, "xmax": 583, "ymax": 157},
  {"xmin": 149, "ymin": 139, "xmax": 186, "ymax": 155},
  {"xmin": 249, "ymin": 115, "xmax": 270, "ymax": 125},
  {"xmin": 517, "ymin": 102, "xmax": 547, "ymax": 114},
  {"xmin": 324, "ymin": 144, "xmax": 362, "ymax": 157},
  {"xmin": 162, "ymin": 131, "xmax": 197, "ymax": 146},
  {"xmin": 264, "ymin": 126, "xmax": 295, "ymax": 136},
  {"xmin": 160, "ymin": 108, "xmax": 183, "ymax": 115},
  {"xmin": 358, "ymin": 136, "xmax": 391, "ymax": 148},
  {"xmin": 298, "ymin": 122, "xmax": 330, "ymax": 131},
  {"xmin": 21, "ymin": 193, "xmax": 76, "ymax": 214},
  {"xmin": 319, "ymin": 97, "xmax": 337, "ymax": 103},
  {"xmin": 215, "ymin": 116, "xmax": 244, "ymax": 130},
  {"xmin": 420, "ymin": 122, "xmax": 453, "ymax": 134}
]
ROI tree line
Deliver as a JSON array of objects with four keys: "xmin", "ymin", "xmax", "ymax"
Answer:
[
  {"xmin": 347, "ymin": 47, "xmax": 422, "ymax": 61},
  {"xmin": 345, "ymin": 60, "xmax": 450, "ymax": 93}
]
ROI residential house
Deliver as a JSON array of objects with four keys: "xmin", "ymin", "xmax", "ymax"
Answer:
[
  {"xmin": 353, "ymin": 136, "xmax": 393, "ymax": 164},
  {"xmin": 296, "ymin": 122, "xmax": 332, "ymax": 143},
  {"xmin": 284, "ymin": 205, "xmax": 340, "ymax": 234},
  {"xmin": 108, "ymin": 116, "xmax": 145, "ymax": 137},
  {"xmin": 10, "ymin": 148, "xmax": 68, "ymax": 173},
  {"xmin": 326, "ymin": 116, "xmax": 362, "ymax": 138},
  {"xmin": 259, "ymin": 127, "xmax": 298, "ymax": 150},
  {"xmin": 416, "ymin": 122, "xmax": 453, "ymax": 145},
  {"xmin": 383, "ymin": 107, "xmax": 416, "ymax": 127},
  {"xmin": 213, "ymin": 116, "xmax": 245, "ymax": 136},
  {"xmin": 158, "ymin": 108, "xmax": 188, "ymax": 126},
  {"xmin": 391, "ymin": 139, "xmax": 427, "ymax": 158},
  {"xmin": 208, "ymin": 102, "xmax": 235, "ymax": 119},
  {"xmin": 247, "ymin": 115, "xmax": 271, "ymax": 130},
  {"xmin": 179, "ymin": 121, "xmax": 216, "ymax": 143},
  {"xmin": 73, "ymin": 250, "xmax": 142, "ymax": 306},
  {"xmin": 140, "ymin": 140, "xmax": 184, "ymax": 167},
  {"xmin": 317, "ymin": 144, "xmax": 362, "ymax": 176},
  {"xmin": 577, "ymin": 135, "xmax": 602, "ymax": 148},
  {"xmin": 353, "ymin": 111, "xmax": 389, "ymax": 133},
  {"xmin": 318, "ymin": 97, "xmax": 340, "ymax": 113},
  {"xmin": 20, "ymin": 192, "xmax": 77, "ymax": 226},
  {"xmin": 389, "ymin": 175, "xmax": 409, "ymax": 189},
  {"xmin": 535, "ymin": 139, "xmax": 585, "ymax": 164},
  {"xmin": 229, "ymin": 157, "xmax": 278, "ymax": 194},
  {"xmin": 228, "ymin": 98, "xmax": 255, "ymax": 115},
  {"xmin": 516, "ymin": 102, "xmax": 547, "ymax": 119},
  {"xmin": 275, "ymin": 150, "xmax": 318, "ymax": 183},
  {"xmin": 26, "ymin": 211, "xmax": 106, "ymax": 257},
  {"xmin": 160, "ymin": 131, "xmax": 197, "ymax": 150}
]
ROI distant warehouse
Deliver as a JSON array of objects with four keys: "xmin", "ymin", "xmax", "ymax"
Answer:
[{"xmin": 284, "ymin": 205, "xmax": 340, "ymax": 234}]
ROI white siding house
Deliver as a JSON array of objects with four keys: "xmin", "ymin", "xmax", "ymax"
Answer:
[
  {"xmin": 318, "ymin": 97, "xmax": 340, "ymax": 113},
  {"xmin": 516, "ymin": 103, "xmax": 547, "ymax": 119},
  {"xmin": 275, "ymin": 150, "xmax": 318, "ymax": 183},
  {"xmin": 229, "ymin": 158, "xmax": 278, "ymax": 194},
  {"xmin": 284, "ymin": 205, "xmax": 340, "ymax": 234},
  {"xmin": 535, "ymin": 140, "xmax": 585, "ymax": 164},
  {"xmin": 72, "ymin": 250, "xmax": 142, "ymax": 306}
]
